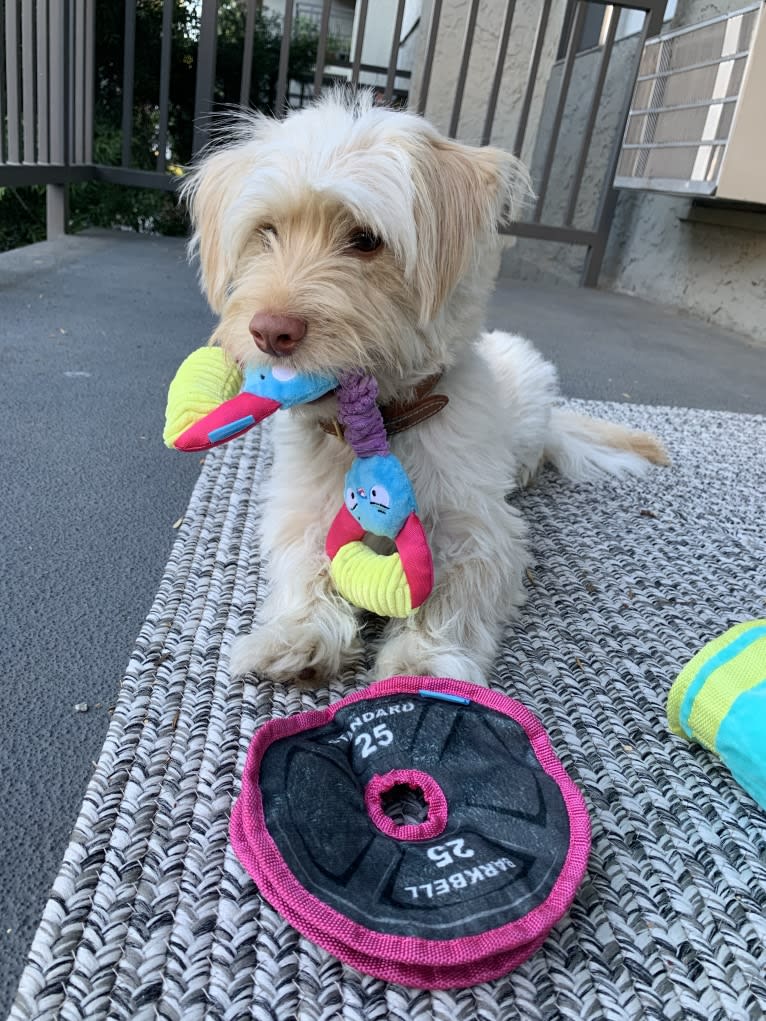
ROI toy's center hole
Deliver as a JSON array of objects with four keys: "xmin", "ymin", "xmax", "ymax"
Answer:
[
  {"xmin": 363, "ymin": 533, "xmax": 395, "ymax": 555},
  {"xmin": 380, "ymin": 783, "xmax": 429, "ymax": 827}
]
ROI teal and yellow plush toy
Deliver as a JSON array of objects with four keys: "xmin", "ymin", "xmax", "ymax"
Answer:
[
  {"xmin": 164, "ymin": 348, "xmax": 434, "ymax": 618},
  {"xmin": 667, "ymin": 619, "xmax": 766, "ymax": 810}
]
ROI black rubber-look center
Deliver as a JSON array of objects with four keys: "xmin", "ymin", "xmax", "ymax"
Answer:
[{"xmin": 258, "ymin": 693, "xmax": 570, "ymax": 939}]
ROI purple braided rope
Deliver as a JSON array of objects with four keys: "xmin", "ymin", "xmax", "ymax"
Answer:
[{"xmin": 336, "ymin": 372, "xmax": 389, "ymax": 458}]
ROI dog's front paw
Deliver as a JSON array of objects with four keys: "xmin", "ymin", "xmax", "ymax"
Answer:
[
  {"xmin": 230, "ymin": 610, "xmax": 362, "ymax": 684},
  {"xmin": 372, "ymin": 632, "xmax": 489, "ymax": 687}
]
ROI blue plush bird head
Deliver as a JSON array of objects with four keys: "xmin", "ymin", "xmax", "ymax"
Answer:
[
  {"xmin": 344, "ymin": 454, "xmax": 417, "ymax": 540},
  {"xmin": 243, "ymin": 364, "xmax": 337, "ymax": 407}
]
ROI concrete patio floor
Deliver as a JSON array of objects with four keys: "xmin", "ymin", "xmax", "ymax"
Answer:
[{"xmin": 1, "ymin": 228, "xmax": 763, "ymax": 1014}]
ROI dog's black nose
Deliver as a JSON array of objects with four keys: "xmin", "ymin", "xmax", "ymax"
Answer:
[{"xmin": 249, "ymin": 312, "xmax": 307, "ymax": 357}]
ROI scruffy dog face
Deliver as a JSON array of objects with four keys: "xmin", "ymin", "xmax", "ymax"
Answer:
[{"xmin": 182, "ymin": 92, "xmax": 529, "ymax": 399}]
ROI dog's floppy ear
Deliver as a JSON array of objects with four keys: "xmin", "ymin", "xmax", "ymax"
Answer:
[
  {"xmin": 180, "ymin": 144, "xmax": 255, "ymax": 314},
  {"xmin": 410, "ymin": 135, "xmax": 530, "ymax": 322}
]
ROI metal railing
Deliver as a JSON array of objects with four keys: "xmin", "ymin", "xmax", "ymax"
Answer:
[
  {"xmin": 1, "ymin": 0, "xmax": 94, "ymax": 173},
  {"xmin": 0, "ymin": 0, "xmax": 413, "ymax": 217},
  {"xmin": 414, "ymin": 0, "xmax": 666, "ymax": 283},
  {"xmin": 1, "ymin": 0, "xmax": 667, "ymax": 285}
]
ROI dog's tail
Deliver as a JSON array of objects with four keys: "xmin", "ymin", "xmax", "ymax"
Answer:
[{"xmin": 544, "ymin": 408, "xmax": 669, "ymax": 482}]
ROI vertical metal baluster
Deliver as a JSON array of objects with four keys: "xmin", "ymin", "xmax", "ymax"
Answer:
[
  {"xmin": 565, "ymin": 5, "xmax": 618, "ymax": 226},
  {"xmin": 47, "ymin": 0, "xmax": 67, "ymax": 235},
  {"xmin": 121, "ymin": 0, "xmax": 136, "ymax": 167},
  {"xmin": 415, "ymin": 0, "xmax": 442, "ymax": 115},
  {"xmin": 192, "ymin": 0, "xmax": 218, "ymax": 153},
  {"xmin": 68, "ymin": 0, "xmax": 74, "ymax": 162},
  {"xmin": 75, "ymin": 0, "xmax": 85, "ymax": 162},
  {"xmin": 49, "ymin": 0, "xmax": 65, "ymax": 164},
  {"xmin": 21, "ymin": 0, "xmax": 35, "ymax": 161},
  {"xmin": 513, "ymin": 0, "xmax": 552, "ymax": 157},
  {"xmin": 0, "ymin": 6, "xmax": 5, "ymax": 163},
  {"xmin": 448, "ymin": 0, "xmax": 480, "ymax": 137},
  {"xmin": 37, "ymin": 0, "xmax": 48, "ymax": 163},
  {"xmin": 582, "ymin": 13, "xmax": 653, "ymax": 286},
  {"xmin": 84, "ymin": 0, "xmax": 93, "ymax": 162},
  {"xmin": 481, "ymin": 0, "xmax": 517, "ymax": 146},
  {"xmin": 384, "ymin": 0, "xmax": 406, "ymax": 103},
  {"xmin": 156, "ymin": 0, "xmax": 173, "ymax": 171},
  {"xmin": 533, "ymin": 0, "xmax": 587, "ymax": 222},
  {"xmin": 275, "ymin": 0, "xmax": 293, "ymax": 114},
  {"xmin": 350, "ymin": 0, "xmax": 368, "ymax": 89},
  {"xmin": 6, "ymin": 0, "xmax": 21, "ymax": 162},
  {"xmin": 240, "ymin": 0, "xmax": 257, "ymax": 106},
  {"xmin": 313, "ymin": 0, "xmax": 331, "ymax": 98}
]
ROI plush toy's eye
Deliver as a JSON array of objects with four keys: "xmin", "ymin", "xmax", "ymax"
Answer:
[
  {"xmin": 348, "ymin": 230, "xmax": 382, "ymax": 256},
  {"xmin": 345, "ymin": 487, "xmax": 358, "ymax": 510},
  {"xmin": 369, "ymin": 484, "xmax": 390, "ymax": 510}
]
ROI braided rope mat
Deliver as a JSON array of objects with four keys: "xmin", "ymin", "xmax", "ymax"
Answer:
[{"xmin": 11, "ymin": 401, "xmax": 766, "ymax": 1021}]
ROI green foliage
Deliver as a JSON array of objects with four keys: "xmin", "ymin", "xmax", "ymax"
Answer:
[
  {"xmin": 0, "ymin": 186, "xmax": 47, "ymax": 252},
  {"xmin": 68, "ymin": 122, "xmax": 188, "ymax": 237},
  {"xmin": 0, "ymin": 0, "xmax": 326, "ymax": 252}
]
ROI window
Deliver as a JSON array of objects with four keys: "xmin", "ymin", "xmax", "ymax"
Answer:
[{"xmin": 557, "ymin": 0, "xmax": 680, "ymax": 59}]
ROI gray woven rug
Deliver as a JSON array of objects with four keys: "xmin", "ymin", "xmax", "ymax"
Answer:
[{"xmin": 11, "ymin": 401, "xmax": 766, "ymax": 1021}]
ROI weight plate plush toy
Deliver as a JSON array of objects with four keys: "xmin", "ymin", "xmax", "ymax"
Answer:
[
  {"xmin": 230, "ymin": 676, "xmax": 591, "ymax": 988},
  {"xmin": 164, "ymin": 347, "xmax": 433, "ymax": 616}
]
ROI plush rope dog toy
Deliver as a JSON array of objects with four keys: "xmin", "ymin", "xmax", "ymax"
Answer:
[
  {"xmin": 327, "ymin": 373, "xmax": 433, "ymax": 617},
  {"xmin": 164, "ymin": 348, "xmax": 434, "ymax": 616}
]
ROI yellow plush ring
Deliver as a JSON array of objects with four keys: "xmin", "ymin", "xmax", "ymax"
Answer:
[
  {"xmin": 163, "ymin": 347, "xmax": 243, "ymax": 448},
  {"xmin": 330, "ymin": 542, "xmax": 413, "ymax": 618}
]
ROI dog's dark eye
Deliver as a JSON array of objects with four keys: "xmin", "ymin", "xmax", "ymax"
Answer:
[
  {"xmin": 348, "ymin": 230, "xmax": 382, "ymax": 255},
  {"xmin": 260, "ymin": 223, "xmax": 278, "ymax": 241}
]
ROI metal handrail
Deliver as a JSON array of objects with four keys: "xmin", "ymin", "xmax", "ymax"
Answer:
[{"xmin": 635, "ymin": 50, "xmax": 750, "ymax": 82}]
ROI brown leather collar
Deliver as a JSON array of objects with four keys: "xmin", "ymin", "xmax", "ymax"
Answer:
[{"xmin": 319, "ymin": 373, "xmax": 449, "ymax": 441}]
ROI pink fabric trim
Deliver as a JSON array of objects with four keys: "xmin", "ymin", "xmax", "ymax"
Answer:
[
  {"xmin": 364, "ymin": 769, "xmax": 448, "ymax": 842},
  {"xmin": 325, "ymin": 504, "xmax": 364, "ymax": 559},
  {"xmin": 175, "ymin": 392, "xmax": 280, "ymax": 451},
  {"xmin": 395, "ymin": 514, "xmax": 434, "ymax": 609},
  {"xmin": 230, "ymin": 676, "xmax": 591, "ymax": 989}
]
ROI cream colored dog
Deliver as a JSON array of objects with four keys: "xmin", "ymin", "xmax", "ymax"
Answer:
[{"xmin": 182, "ymin": 90, "xmax": 666, "ymax": 686}]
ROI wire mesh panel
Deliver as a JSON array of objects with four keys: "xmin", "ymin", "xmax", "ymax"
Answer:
[{"xmin": 616, "ymin": 3, "xmax": 761, "ymax": 195}]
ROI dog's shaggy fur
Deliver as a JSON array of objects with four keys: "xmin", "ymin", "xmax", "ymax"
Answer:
[{"xmin": 182, "ymin": 91, "xmax": 667, "ymax": 686}]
